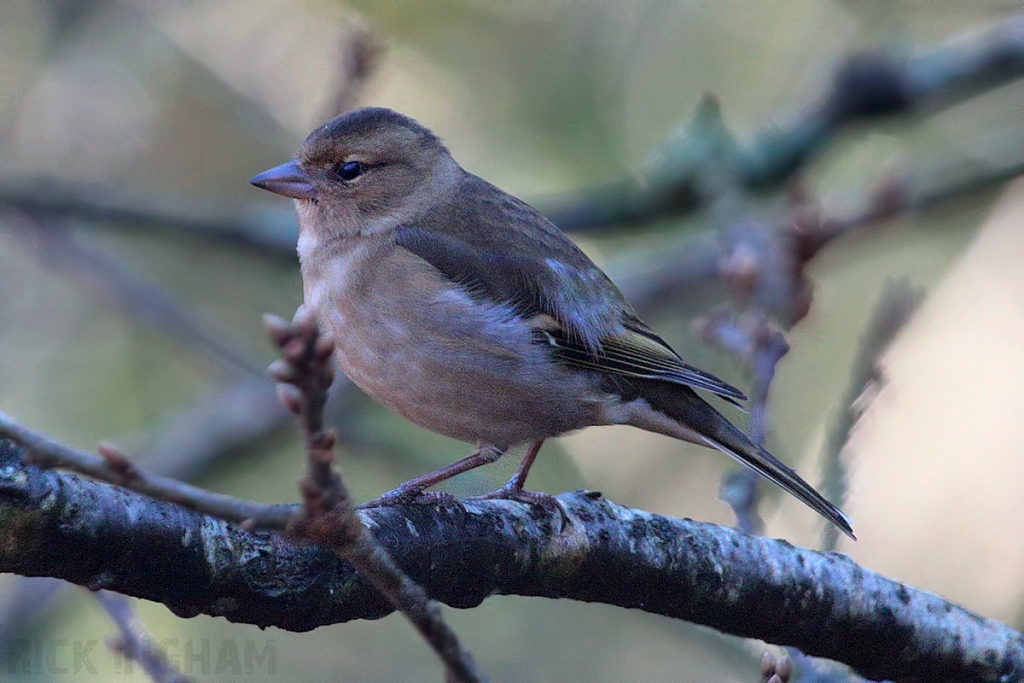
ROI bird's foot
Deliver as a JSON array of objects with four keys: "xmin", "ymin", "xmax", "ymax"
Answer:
[
  {"xmin": 467, "ymin": 485, "xmax": 569, "ymax": 532},
  {"xmin": 358, "ymin": 486, "xmax": 462, "ymax": 510}
]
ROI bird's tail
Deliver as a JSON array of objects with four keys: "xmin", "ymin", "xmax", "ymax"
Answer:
[{"xmin": 625, "ymin": 384, "xmax": 855, "ymax": 540}]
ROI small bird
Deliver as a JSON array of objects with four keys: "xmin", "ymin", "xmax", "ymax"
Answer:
[{"xmin": 251, "ymin": 107, "xmax": 854, "ymax": 539}]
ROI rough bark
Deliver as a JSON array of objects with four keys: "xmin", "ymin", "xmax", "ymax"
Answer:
[{"xmin": 0, "ymin": 440, "xmax": 1018, "ymax": 681}]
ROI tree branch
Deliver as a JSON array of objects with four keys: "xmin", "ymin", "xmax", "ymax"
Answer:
[
  {"xmin": 545, "ymin": 10, "xmax": 1024, "ymax": 232},
  {"xmin": 10, "ymin": 212, "xmax": 268, "ymax": 377},
  {"xmin": 698, "ymin": 311, "xmax": 791, "ymax": 536},
  {"xmin": 95, "ymin": 591, "xmax": 192, "ymax": 683},
  {"xmin": 264, "ymin": 310, "xmax": 484, "ymax": 683},
  {"xmin": 0, "ymin": 439, "xmax": 1018, "ymax": 682},
  {"xmin": 4, "ymin": 14, "xmax": 1023, "ymax": 257},
  {"xmin": 0, "ymin": 176, "xmax": 299, "ymax": 255},
  {"xmin": 819, "ymin": 280, "xmax": 924, "ymax": 552}
]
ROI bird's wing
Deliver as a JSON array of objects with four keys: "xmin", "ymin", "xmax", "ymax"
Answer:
[
  {"xmin": 540, "ymin": 315, "xmax": 747, "ymax": 402},
  {"xmin": 394, "ymin": 174, "xmax": 745, "ymax": 402}
]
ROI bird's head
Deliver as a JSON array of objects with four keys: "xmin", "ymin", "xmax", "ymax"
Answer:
[{"xmin": 251, "ymin": 107, "xmax": 458, "ymax": 238}]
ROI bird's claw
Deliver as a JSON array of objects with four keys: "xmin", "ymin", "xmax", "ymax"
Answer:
[{"xmin": 468, "ymin": 486, "xmax": 569, "ymax": 532}]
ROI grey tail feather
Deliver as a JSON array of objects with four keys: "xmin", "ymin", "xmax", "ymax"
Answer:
[
  {"xmin": 699, "ymin": 423, "xmax": 856, "ymax": 540},
  {"xmin": 654, "ymin": 386, "xmax": 855, "ymax": 539}
]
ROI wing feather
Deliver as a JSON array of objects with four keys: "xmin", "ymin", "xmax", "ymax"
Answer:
[
  {"xmin": 395, "ymin": 172, "xmax": 745, "ymax": 402},
  {"xmin": 536, "ymin": 325, "xmax": 746, "ymax": 402}
]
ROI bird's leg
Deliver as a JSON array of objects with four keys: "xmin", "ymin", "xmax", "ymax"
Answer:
[
  {"xmin": 468, "ymin": 440, "xmax": 569, "ymax": 530},
  {"xmin": 358, "ymin": 444, "xmax": 504, "ymax": 509},
  {"xmin": 507, "ymin": 438, "xmax": 544, "ymax": 491}
]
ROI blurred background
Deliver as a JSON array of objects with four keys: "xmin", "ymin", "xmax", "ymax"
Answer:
[{"xmin": 2, "ymin": 1, "xmax": 1024, "ymax": 681}]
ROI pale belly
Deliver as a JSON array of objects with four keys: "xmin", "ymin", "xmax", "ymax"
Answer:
[
  {"xmin": 304, "ymin": 247, "xmax": 610, "ymax": 448},
  {"xmin": 343, "ymin": 343, "xmax": 602, "ymax": 447}
]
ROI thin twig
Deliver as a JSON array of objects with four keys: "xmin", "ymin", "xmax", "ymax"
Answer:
[
  {"xmin": 0, "ymin": 176, "xmax": 299, "ymax": 255},
  {"xmin": 0, "ymin": 577, "xmax": 69, "ymax": 646},
  {"xmin": 135, "ymin": 376, "xmax": 292, "ymax": 479},
  {"xmin": 95, "ymin": 591, "xmax": 192, "ymax": 683},
  {"xmin": 9, "ymin": 212, "xmax": 268, "ymax": 377},
  {"xmin": 264, "ymin": 308, "xmax": 484, "ymax": 683},
  {"xmin": 0, "ymin": 409, "xmax": 293, "ymax": 529},
  {"xmin": 820, "ymin": 279, "xmax": 924, "ymax": 552},
  {"xmin": 0, "ymin": 317, "xmax": 485, "ymax": 682},
  {"xmin": 694, "ymin": 240, "xmax": 862, "ymax": 682},
  {"xmin": 808, "ymin": 149, "xmax": 1024, "ymax": 254},
  {"xmin": 0, "ymin": 376, "xmax": 296, "ymax": 646},
  {"xmin": 697, "ymin": 311, "xmax": 790, "ymax": 535}
]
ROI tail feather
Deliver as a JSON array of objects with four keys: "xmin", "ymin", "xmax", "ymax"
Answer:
[
  {"xmin": 624, "ymin": 383, "xmax": 855, "ymax": 540},
  {"xmin": 697, "ymin": 427, "xmax": 856, "ymax": 541}
]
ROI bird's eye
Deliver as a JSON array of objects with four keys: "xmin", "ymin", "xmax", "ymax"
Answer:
[{"xmin": 337, "ymin": 161, "xmax": 362, "ymax": 181}]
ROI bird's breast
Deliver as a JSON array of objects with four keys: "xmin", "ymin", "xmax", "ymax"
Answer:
[{"xmin": 300, "ymin": 237, "xmax": 607, "ymax": 447}]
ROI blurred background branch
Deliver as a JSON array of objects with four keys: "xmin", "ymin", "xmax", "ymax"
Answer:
[
  {"xmin": 545, "ymin": 10, "xmax": 1024, "ymax": 232},
  {"xmin": 819, "ymin": 279, "xmax": 924, "ymax": 552},
  {"xmin": 95, "ymin": 591, "xmax": 192, "ymax": 683}
]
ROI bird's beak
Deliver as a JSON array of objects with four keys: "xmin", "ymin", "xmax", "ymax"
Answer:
[{"xmin": 250, "ymin": 160, "xmax": 316, "ymax": 199}]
